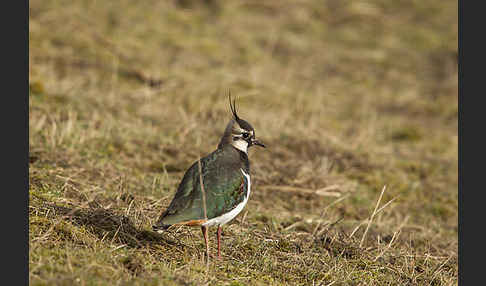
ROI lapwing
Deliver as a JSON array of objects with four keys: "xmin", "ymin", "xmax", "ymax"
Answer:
[{"xmin": 153, "ymin": 95, "xmax": 265, "ymax": 259}]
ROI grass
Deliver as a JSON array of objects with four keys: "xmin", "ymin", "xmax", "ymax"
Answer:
[{"xmin": 29, "ymin": 0, "xmax": 457, "ymax": 285}]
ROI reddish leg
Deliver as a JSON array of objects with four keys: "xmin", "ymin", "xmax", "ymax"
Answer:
[
  {"xmin": 217, "ymin": 225, "xmax": 222, "ymax": 259},
  {"xmin": 201, "ymin": 226, "xmax": 209, "ymax": 258}
]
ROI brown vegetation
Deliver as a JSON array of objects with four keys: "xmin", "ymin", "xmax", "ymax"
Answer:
[{"xmin": 30, "ymin": 0, "xmax": 457, "ymax": 285}]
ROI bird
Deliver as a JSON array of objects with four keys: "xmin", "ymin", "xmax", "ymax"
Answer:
[{"xmin": 152, "ymin": 95, "xmax": 266, "ymax": 259}]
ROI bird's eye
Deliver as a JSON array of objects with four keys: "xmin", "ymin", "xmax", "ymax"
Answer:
[{"xmin": 242, "ymin": 132, "xmax": 249, "ymax": 139}]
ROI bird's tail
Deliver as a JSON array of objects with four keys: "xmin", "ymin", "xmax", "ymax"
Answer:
[
  {"xmin": 152, "ymin": 221, "xmax": 171, "ymax": 233},
  {"xmin": 152, "ymin": 211, "xmax": 172, "ymax": 232}
]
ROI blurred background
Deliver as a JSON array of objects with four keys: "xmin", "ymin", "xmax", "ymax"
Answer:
[{"xmin": 29, "ymin": 0, "xmax": 458, "ymax": 284}]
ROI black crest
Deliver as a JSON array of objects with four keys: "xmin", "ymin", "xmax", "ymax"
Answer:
[
  {"xmin": 227, "ymin": 91, "xmax": 254, "ymax": 132},
  {"xmin": 228, "ymin": 91, "xmax": 240, "ymax": 121}
]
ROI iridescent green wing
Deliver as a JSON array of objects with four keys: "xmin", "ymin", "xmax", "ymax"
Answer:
[{"xmin": 157, "ymin": 148, "xmax": 247, "ymax": 225}]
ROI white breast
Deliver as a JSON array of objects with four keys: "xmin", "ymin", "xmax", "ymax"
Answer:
[{"xmin": 202, "ymin": 169, "xmax": 251, "ymax": 227}]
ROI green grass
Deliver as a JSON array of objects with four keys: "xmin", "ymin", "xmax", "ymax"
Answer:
[{"xmin": 29, "ymin": 0, "xmax": 457, "ymax": 284}]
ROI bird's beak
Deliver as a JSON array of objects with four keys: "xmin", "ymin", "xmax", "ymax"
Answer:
[{"xmin": 251, "ymin": 138, "xmax": 266, "ymax": 148}]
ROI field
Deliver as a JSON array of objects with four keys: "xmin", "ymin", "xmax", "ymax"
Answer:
[{"xmin": 29, "ymin": 0, "xmax": 458, "ymax": 285}]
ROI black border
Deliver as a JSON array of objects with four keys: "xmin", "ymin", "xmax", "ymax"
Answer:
[
  {"xmin": 457, "ymin": 1, "xmax": 462, "ymax": 284},
  {"xmin": 7, "ymin": 0, "xmax": 29, "ymax": 284}
]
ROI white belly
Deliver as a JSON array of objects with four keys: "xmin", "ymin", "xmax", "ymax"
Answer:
[{"xmin": 202, "ymin": 169, "xmax": 251, "ymax": 227}]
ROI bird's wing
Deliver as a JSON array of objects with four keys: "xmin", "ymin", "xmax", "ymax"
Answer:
[
  {"xmin": 156, "ymin": 149, "xmax": 247, "ymax": 226},
  {"xmin": 202, "ymin": 158, "xmax": 248, "ymax": 220}
]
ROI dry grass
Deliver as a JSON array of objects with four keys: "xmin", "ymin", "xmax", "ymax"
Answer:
[{"xmin": 29, "ymin": 0, "xmax": 457, "ymax": 285}]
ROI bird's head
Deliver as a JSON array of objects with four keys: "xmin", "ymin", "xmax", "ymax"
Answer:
[{"xmin": 218, "ymin": 94, "xmax": 265, "ymax": 153}]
